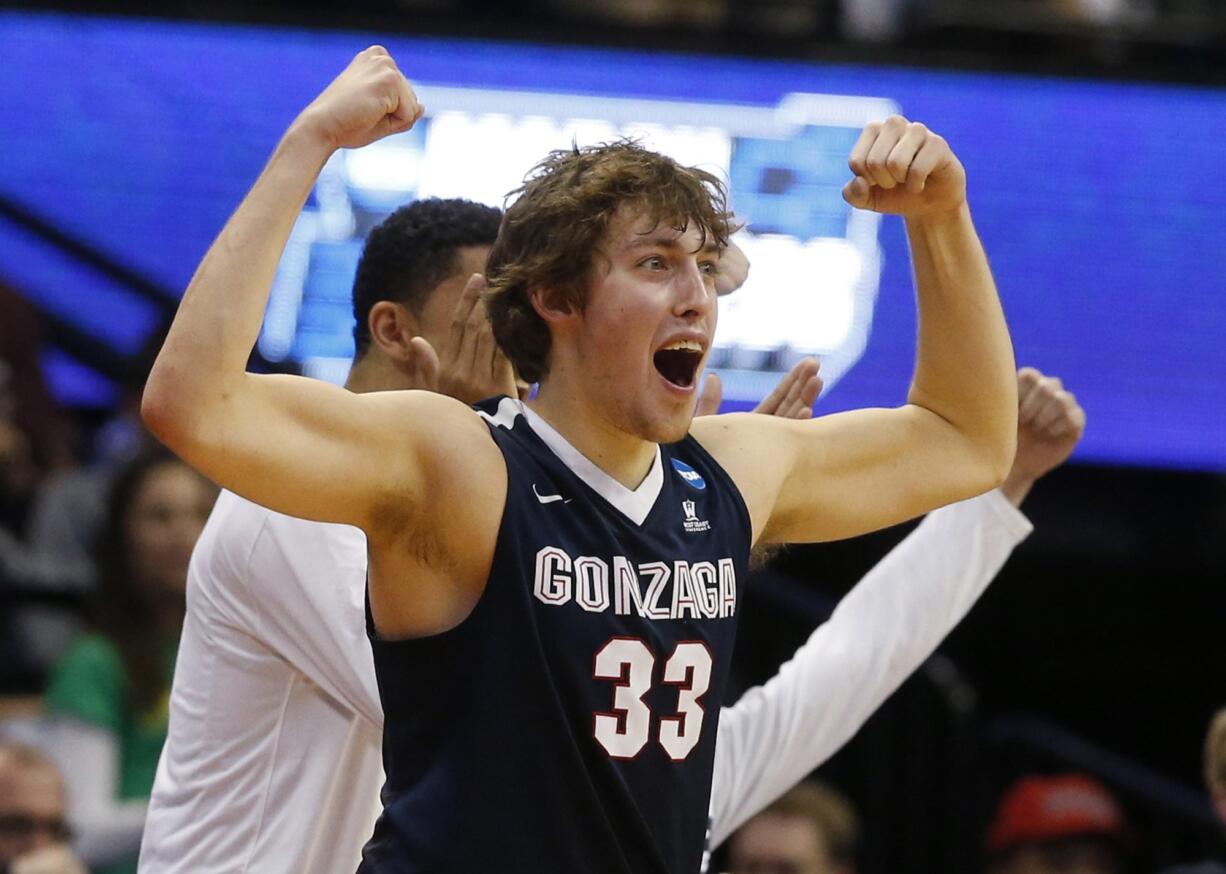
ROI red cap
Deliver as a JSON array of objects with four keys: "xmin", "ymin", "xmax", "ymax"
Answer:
[{"xmin": 987, "ymin": 774, "xmax": 1127, "ymax": 854}]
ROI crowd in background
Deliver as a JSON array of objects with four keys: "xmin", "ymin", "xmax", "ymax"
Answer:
[{"xmin": 1, "ymin": 281, "xmax": 218, "ymax": 873}]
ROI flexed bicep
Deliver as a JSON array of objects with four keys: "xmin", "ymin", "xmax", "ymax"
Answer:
[
  {"xmin": 150, "ymin": 373, "xmax": 493, "ymax": 534},
  {"xmin": 694, "ymin": 405, "xmax": 1000, "ymax": 545}
]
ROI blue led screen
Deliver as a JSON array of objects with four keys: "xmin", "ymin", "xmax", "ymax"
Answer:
[{"xmin": 0, "ymin": 11, "xmax": 1223, "ymax": 470}]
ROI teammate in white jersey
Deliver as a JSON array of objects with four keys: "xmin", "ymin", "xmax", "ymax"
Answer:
[{"xmin": 140, "ymin": 189, "xmax": 1081, "ymax": 870}]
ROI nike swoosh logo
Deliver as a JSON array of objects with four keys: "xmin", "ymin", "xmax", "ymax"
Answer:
[{"xmin": 533, "ymin": 484, "xmax": 571, "ymax": 504}]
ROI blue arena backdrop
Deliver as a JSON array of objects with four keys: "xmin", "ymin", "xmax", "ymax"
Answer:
[{"xmin": 1, "ymin": 11, "xmax": 1224, "ymax": 470}]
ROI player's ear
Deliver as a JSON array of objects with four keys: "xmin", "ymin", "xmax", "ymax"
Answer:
[
  {"xmin": 368, "ymin": 300, "xmax": 422, "ymax": 363},
  {"xmin": 528, "ymin": 285, "xmax": 578, "ymax": 327}
]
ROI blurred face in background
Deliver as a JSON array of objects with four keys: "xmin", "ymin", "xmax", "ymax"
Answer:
[
  {"xmin": 126, "ymin": 460, "xmax": 216, "ymax": 599},
  {"xmin": 728, "ymin": 812, "xmax": 847, "ymax": 874},
  {"xmin": 989, "ymin": 839, "xmax": 1121, "ymax": 874},
  {"xmin": 0, "ymin": 758, "xmax": 69, "ymax": 864}
]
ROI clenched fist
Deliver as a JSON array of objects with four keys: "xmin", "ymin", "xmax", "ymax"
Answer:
[
  {"xmin": 292, "ymin": 46, "xmax": 423, "ymax": 153},
  {"xmin": 843, "ymin": 115, "xmax": 966, "ymax": 220},
  {"xmin": 1000, "ymin": 367, "xmax": 1086, "ymax": 505}
]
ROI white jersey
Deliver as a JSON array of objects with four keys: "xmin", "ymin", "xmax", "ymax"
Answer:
[
  {"xmin": 140, "ymin": 489, "xmax": 1029, "ymax": 873},
  {"xmin": 139, "ymin": 492, "xmax": 384, "ymax": 874}
]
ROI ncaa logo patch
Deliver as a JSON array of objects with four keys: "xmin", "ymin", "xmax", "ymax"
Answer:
[{"xmin": 671, "ymin": 458, "xmax": 706, "ymax": 491}]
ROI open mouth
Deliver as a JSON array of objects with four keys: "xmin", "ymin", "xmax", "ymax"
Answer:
[{"xmin": 653, "ymin": 343, "xmax": 704, "ymax": 389}]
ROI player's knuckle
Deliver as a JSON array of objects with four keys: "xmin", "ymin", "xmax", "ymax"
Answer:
[
  {"xmin": 907, "ymin": 121, "xmax": 928, "ymax": 136},
  {"xmin": 884, "ymin": 114, "xmax": 907, "ymax": 130}
]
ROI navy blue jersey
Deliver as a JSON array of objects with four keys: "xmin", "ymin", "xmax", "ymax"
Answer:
[{"xmin": 360, "ymin": 397, "xmax": 751, "ymax": 874}]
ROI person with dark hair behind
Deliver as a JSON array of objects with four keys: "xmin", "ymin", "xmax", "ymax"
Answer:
[
  {"xmin": 42, "ymin": 449, "xmax": 217, "ymax": 874},
  {"xmin": 350, "ymin": 196, "xmax": 504, "ymax": 357}
]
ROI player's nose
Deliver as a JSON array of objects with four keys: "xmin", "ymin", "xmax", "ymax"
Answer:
[{"xmin": 671, "ymin": 260, "xmax": 716, "ymax": 321}]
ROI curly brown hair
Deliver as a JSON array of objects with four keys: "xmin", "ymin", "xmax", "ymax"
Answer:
[{"xmin": 484, "ymin": 140, "xmax": 734, "ymax": 384}]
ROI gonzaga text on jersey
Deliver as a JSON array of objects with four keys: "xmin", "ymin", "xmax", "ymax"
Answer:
[{"xmin": 533, "ymin": 548, "xmax": 738, "ymax": 620}]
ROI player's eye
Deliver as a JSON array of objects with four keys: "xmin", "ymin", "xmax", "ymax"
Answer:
[
  {"xmin": 699, "ymin": 260, "xmax": 718, "ymax": 276},
  {"xmin": 640, "ymin": 255, "xmax": 667, "ymax": 271}
]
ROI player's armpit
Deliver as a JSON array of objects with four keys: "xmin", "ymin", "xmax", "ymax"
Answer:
[{"xmin": 692, "ymin": 405, "xmax": 1006, "ymax": 545}]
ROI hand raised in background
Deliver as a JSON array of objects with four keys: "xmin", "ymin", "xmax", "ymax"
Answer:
[
  {"xmin": 695, "ymin": 358, "xmax": 823, "ymax": 419},
  {"xmin": 399, "ymin": 274, "xmax": 518, "ymax": 405},
  {"xmin": 1000, "ymin": 366, "xmax": 1087, "ymax": 505},
  {"xmin": 714, "ymin": 239, "xmax": 750, "ymax": 297}
]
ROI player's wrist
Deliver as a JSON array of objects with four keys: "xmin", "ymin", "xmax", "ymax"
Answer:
[
  {"xmin": 283, "ymin": 109, "xmax": 343, "ymax": 161},
  {"xmin": 905, "ymin": 200, "xmax": 971, "ymax": 232},
  {"xmin": 999, "ymin": 468, "xmax": 1040, "ymax": 506}
]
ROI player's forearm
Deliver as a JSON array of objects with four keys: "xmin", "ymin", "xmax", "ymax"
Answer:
[
  {"xmin": 905, "ymin": 205, "xmax": 1017, "ymax": 486},
  {"xmin": 142, "ymin": 124, "xmax": 332, "ymax": 444}
]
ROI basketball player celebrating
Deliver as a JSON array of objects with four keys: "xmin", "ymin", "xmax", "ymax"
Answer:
[
  {"xmin": 136, "ymin": 193, "xmax": 1079, "ymax": 874},
  {"xmin": 142, "ymin": 47, "xmax": 1016, "ymax": 872}
]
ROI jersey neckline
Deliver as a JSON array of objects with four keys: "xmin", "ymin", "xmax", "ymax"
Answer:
[{"xmin": 480, "ymin": 397, "xmax": 664, "ymax": 527}]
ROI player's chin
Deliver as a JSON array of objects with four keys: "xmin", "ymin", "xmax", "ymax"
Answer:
[{"xmin": 640, "ymin": 392, "xmax": 697, "ymax": 443}]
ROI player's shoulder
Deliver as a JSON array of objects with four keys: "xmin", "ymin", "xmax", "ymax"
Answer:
[
  {"xmin": 687, "ymin": 412, "xmax": 787, "ymax": 479},
  {"xmin": 689, "ymin": 410, "xmax": 787, "ymax": 446},
  {"xmin": 366, "ymin": 389, "xmax": 505, "ymax": 496},
  {"xmin": 369, "ymin": 387, "xmax": 494, "ymax": 443}
]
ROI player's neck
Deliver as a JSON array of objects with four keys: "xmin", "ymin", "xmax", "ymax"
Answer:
[
  {"xmin": 529, "ymin": 381, "xmax": 657, "ymax": 491},
  {"xmin": 344, "ymin": 351, "xmax": 401, "ymax": 394}
]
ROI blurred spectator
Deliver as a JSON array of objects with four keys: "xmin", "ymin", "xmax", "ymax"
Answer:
[
  {"xmin": 5, "ymin": 322, "xmax": 173, "ymax": 677},
  {"xmin": 726, "ymin": 779, "xmax": 859, "ymax": 874},
  {"xmin": 0, "ymin": 282, "xmax": 71, "ymax": 538},
  {"xmin": 27, "ymin": 319, "xmax": 171, "ymax": 585},
  {"xmin": 1049, "ymin": 0, "xmax": 1149, "ymax": 26},
  {"xmin": 1159, "ymin": 708, "xmax": 1226, "ymax": 874},
  {"xmin": 986, "ymin": 774, "xmax": 1129, "ymax": 874},
  {"xmin": 0, "ymin": 741, "xmax": 86, "ymax": 874},
  {"xmin": 41, "ymin": 449, "xmax": 216, "ymax": 874},
  {"xmin": 1208, "ymin": 708, "xmax": 1226, "ymax": 830},
  {"xmin": 839, "ymin": 0, "xmax": 911, "ymax": 42},
  {"xmin": 550, "ymin": 0, "xmax": 725, "ymax": 28}
]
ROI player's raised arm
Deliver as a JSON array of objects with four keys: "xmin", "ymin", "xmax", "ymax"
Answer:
[
  {"xmin": 141, "ymin": 49, "xmax": 496, "ymax": 534},
  {"xmin": 694, "ymin": 116, "xmax": 1017, "ymax": 543}
]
